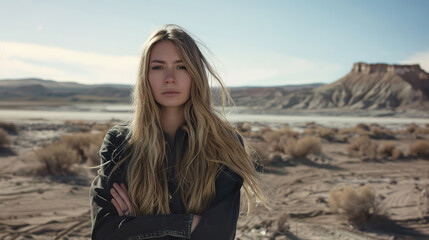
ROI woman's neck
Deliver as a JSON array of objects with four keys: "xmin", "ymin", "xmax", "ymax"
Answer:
[{"xmin": 160, "ymin": 106, "xmax": 185, "ymax": 141}]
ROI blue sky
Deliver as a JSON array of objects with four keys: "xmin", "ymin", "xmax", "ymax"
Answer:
[{"xmin": 1, "ymin": 0, "xmax": 428, "ymax": 86}]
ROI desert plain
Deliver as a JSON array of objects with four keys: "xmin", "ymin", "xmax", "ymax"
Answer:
[{"xmin": 0, "ymin": 111, "xmax": 428, "ymax": 240}]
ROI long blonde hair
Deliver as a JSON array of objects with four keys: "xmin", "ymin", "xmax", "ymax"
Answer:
[{"xmin": 111, "ymin": 24, "xmax": 270, "ymax": 215}]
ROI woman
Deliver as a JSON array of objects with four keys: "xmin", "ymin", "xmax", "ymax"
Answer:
[{"xmin": 90, "ymin": 24, "xmax": 269, "ymax": 240}]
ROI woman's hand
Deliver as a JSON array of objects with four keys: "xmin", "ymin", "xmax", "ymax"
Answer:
[{"xmin": 110, "ymin": 183, "xmax": 134, "ymax": 216}]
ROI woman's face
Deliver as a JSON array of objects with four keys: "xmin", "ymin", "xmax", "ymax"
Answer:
[{"xmin": 148, "ymin": 40, "xmax": 191, "ymax": 110}]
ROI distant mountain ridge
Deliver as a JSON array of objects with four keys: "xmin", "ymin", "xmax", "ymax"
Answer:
[
  {"xmin": 1, "ymin": 63, "xmax": 429, "ymax": 110},
  {"xmin": 0, "ymin": 78, "xmax": 323, "ymax": 104},
  {"xmin": 0, "ymin": 78, "xmax": 131, "ymax": 102}
]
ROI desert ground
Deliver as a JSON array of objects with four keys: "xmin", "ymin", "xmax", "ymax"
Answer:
[{"xmin": 0, "ymin": 117, "xmax": 428, "ymax": 240}]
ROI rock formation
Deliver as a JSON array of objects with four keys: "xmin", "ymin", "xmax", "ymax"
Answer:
[{"xmin": 231, "ymin": 62, "xmax": 429, "ymax": 110}]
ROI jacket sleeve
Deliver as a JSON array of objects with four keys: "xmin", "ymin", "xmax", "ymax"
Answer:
[
  {"xmin": 191, "ymin": 133, "xmax": 244, "ymax": 240},
  {"xmin": 191, "ymin": 167, "xmax": 243, "ymax": 240},
  {"xmin": 89, "ymin": 126, "xmax": 194, "ymax": 240}
]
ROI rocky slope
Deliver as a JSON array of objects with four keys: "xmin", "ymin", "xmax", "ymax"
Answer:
[{"xmin": 235, "ymin": 63, "xmax": 429, "ymax": 111}]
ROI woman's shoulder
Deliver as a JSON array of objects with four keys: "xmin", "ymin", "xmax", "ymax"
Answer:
[
  {"xmin": 105, "ymin": 124, "xmax": 131, "ymax": 139},
  {"xmin": 100, "ymin": 124, "xmax": 131, "ymax": 164}
]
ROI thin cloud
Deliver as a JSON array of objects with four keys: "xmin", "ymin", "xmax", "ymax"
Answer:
[
  {"xmin": 0, "ymin": 41, "xmax": 140, "ymax": 84},
  {"xmin": 401, "ymin": 49, "xmax": 429, "ymax": 72},
  {"xmin": 218, "ymin": 52, "xmax": 342, "ymax": 86},
  {"xmin": 0, "ymin": 41, "xmax": 343, "ymax": 87}
]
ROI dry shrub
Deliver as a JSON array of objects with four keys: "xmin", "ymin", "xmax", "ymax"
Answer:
[
  {"xmin": 84, "ymin": 143, "xmax": 102, "ymax": 166},
  {"xmin": 35, "ymin": 142, "xmax": 80, "ymax": 175},
  {"xmin": 407, "ymin": 123, "xmax": 419, "ymax": 133},
  {"xmin": 328, "ymin": 185, "xmax": 377, "ymax": 224},
  {"xmin": 64, "ymin": 120, "xmax": 92, "ymax": 133},
  {"xmin": 62, "ymin": 132, "xmax": 104, "ymax": 162},
  {"xmin": 316, "ymin": 127, "xmax": 337, "ymax": 140},
  {"xmin": 0, "ymin": 129, "xmax": 11, "ymax": 148},
  {"xmin": 303, "ymin": 128, "xmax": 316, "ymax": 136},
  {"xmin": 263, "ymin": 126, "xmax": 298, "ymax": 143},
  {"xmin": 391, "ymin": 149, "xmax": 401, "ymax": 160},
  {"xmin": 285, "ymin": 136, "xmax": 321, "ymax": 158},
  {"xmin": 236, "ymin": 122, "xmax": 252, "ymax": 135},
  {"xmin": 416, "ymin": 126, "xmax": 429, "ymax": 134},
  {"xmin": 92, "ymin": 122, "xmax": 114, "ymax": 132},
  {"xmin": 337, "ymin": 134, "xmax": 348, "ymax": 143},
  {"xmin": 378, "ymin": 142, "xmax": 396, "ymax": 157},
  {"xmin": 261, "ymin": 126, "xmax": 298, "ymax": 154},
  {"xmin": 305, "ymin": 121, "xmax": 316, "ymax": 127},
  {"xmin": 248, "ymin": 141, "xmax": 271, "ymax": 165},
  {"xmin": 258, "ymin": 126, "xmax": 273, "ymax": 135},
  {"xmin": 278, "ymin": 126, "xmax": 299, "ymax": 139},
  {"xmin": 338, "ymin": 127, "xmax": 367, "ymax": 136},
  {"xmin": 276, "ymin": 213, "xmax": 289, "ymax": 233},
  {"xmin": 348, "ymin": 135, "xmax": 378, "ymax": 159},
  {"xmin": 370, "ymin": 125, "xmax": 394, "ymax": 139},
  {"xmin": 409, "ymin": 140, "xmax": 429, "ymax": 158},
  {"xmin": 269, "ymin": 135, "xmax": 289, "ymax": 153},
  {"xmin": 263, "ymin": 130, "xmax": 282, "ymax": 143},
  {"xmin": 0, "ymin": 121, "xmax": 18, "ymax": 134},
  {"xmin": 348, "ymin": 135, "xmax": 370, "ymax": 152},
  {"xmin": 356, "ymin": 123, "xmax": 370, "ymax": 132}
]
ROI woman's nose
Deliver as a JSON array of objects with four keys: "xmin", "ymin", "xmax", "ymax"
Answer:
[{"xmin": 165, "ymin": 69, "xmax": 176, "ymax": 84}]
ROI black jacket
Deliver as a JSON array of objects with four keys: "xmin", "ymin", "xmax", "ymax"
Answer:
[{"xmin": 89, "ymin": 125, "xmax": 243, "ymax": 239}]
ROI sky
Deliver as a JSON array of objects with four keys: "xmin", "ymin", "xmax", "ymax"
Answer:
[{"xmin": 0, "ymin": 0, "xmax": 428, "ymax": 87}]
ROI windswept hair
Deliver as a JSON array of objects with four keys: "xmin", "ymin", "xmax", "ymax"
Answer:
[{"xmin": 110, "ymin": 24, "xmax": 270, "ymax": 215}]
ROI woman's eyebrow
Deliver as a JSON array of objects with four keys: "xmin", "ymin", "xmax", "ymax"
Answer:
[{"xmin": 150, "ymin": 59, "xmax": 183, "ymax": 64}]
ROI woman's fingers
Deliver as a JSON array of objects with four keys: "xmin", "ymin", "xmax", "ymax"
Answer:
[
  {"xmin": 111, "ymin": 198, "xmax": 123, "ymax": 216},
  {"xmin": 110, "ymin": 188, "xmax": 128, "ymax": 216},
  {"xmin": 119, "ymin": 183, "xmax": 134, "ymax": 214},
  {"xmin": 110, "ymin": 183, "xmax": 134, "ymax": 216}
]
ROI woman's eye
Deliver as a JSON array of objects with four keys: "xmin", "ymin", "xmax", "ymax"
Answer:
[
  {"xmin": 151, "ymin": 65, "xmax": 163, "ymax": 70},
  {"xmin": 177, "ymin": 65, "xmax": 187, "ymax": 70}
]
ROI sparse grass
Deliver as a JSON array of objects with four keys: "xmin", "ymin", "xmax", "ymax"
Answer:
[
  {"xmin": 0, "ymin": 122, "xmax": 18, "ymax": 134},
  {"xmin": 0, "ymin": 129, "xmax": 11, "ymax": 148},
  {"xmin": 408, "ymin": 140, "xmax": 429, "ymax": 158},
  {"xmin": 328, "ymin": 185, "xmax": 377, "ymax": 224},
  {"xmin": 35, "ymin": 141, "xmax": 80, "ymax": 175},
  {"xmin": 285, "ymin": 136, "xmax": 321, "ymax": 158}
]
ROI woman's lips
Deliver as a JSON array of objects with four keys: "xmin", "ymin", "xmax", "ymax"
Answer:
[{"xmin": 162, "ymin": 91, "xmax": 180, "ymax": 96}]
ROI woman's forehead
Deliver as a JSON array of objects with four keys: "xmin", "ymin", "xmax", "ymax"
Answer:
[{"xmin": 149, "ymin": 41, "xmax": 182, "ymax": 62}]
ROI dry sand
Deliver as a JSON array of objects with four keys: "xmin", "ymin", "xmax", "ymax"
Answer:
[{"xmin": 0, "ymin": 120, "xmax": 428, "ymax": 240}]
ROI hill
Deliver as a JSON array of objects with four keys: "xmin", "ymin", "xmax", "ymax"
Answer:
[
  {"xmin": 231, "ymin": 63, "xmax": 429, "ymax": 111},
  {"xmin": 0, "ymin": 78, "xmax": 131, "ymax": 103},
  {"xmin": 2, "ymin": 63, "xmax": 428, "ymax": 111}
]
